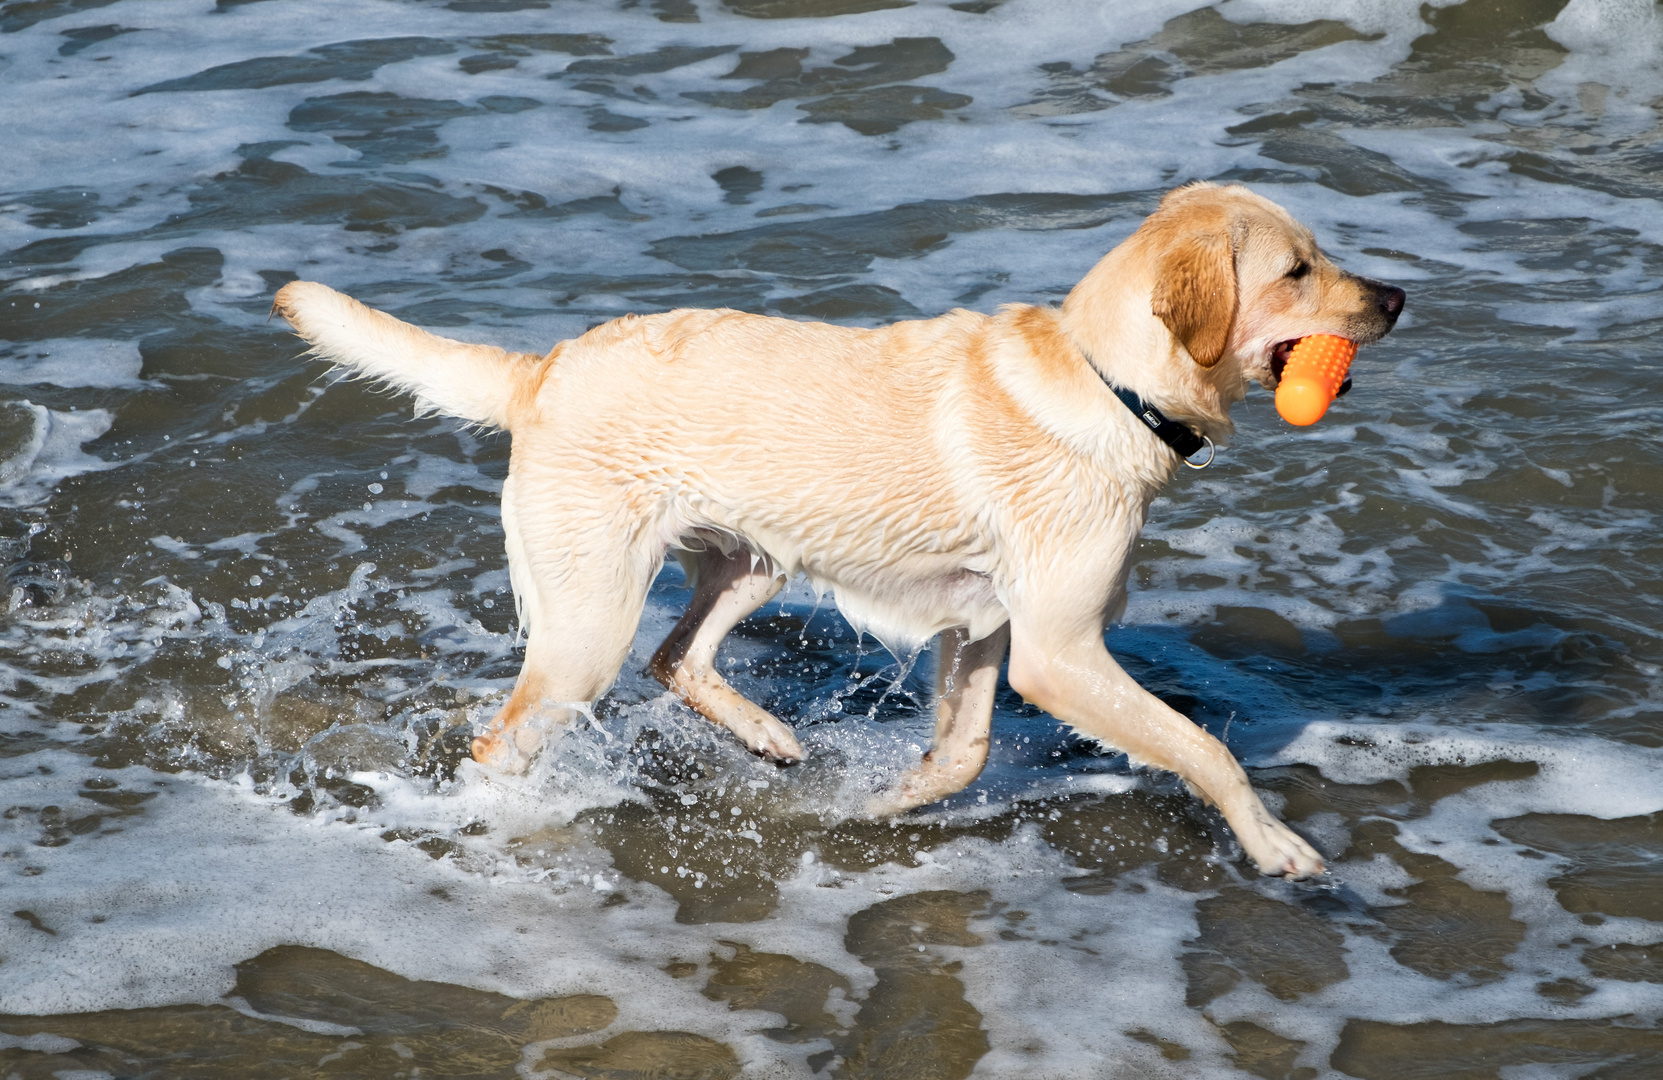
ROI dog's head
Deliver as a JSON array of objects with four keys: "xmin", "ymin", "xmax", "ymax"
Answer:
[
  {"xmin": 1064, "ymin": 183, "xmax": 1404, "ymax": 413},
  {"xmin": 1150, "ymin": 183, "xmax": 1404, "ymax": 388}
]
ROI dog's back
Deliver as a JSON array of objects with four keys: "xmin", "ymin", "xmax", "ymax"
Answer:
[
  {"xmin": 275, "ymin": 281, "xmax": 1013, "ymax": 552},
  {"xmin": 274, "ymin": 283, "xmax": 1053, "ymax": 654}
]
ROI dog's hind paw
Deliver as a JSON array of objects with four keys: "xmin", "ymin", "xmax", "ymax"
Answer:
[{"xmin": 470, "ymin": 732, "xmax": 535, "ymax": 775}]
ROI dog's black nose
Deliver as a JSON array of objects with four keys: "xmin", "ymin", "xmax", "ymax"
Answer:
[
  {"xmin": 1357, "ymin": 277, "xmax": 1405, "ymax": 330},
  {"xmin": 1379, "ymin": 285, "xmax": 1406, "ymax": 324}
]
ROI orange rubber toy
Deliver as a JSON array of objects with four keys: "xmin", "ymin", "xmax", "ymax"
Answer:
[{"xmin": 1275, "ymin": 334, "xmax": 1357, "ymax": 426}]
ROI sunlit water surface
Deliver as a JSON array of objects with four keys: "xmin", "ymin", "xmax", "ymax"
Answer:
[{"xmin": 4, "ymin": 0, "xmax": 1663, "ymax": 1076}]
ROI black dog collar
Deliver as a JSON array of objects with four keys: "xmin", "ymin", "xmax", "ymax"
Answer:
[{"xmin": 1081, "ymin": 351, "xmax": 1215, "ymax": 469}]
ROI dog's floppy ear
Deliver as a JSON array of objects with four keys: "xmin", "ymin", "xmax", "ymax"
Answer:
[{"xmin": 1150, "ymin": 230, "xmax": 1236, "ymax": 368}]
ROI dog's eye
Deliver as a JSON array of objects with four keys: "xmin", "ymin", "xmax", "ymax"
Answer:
[{"xmin": 1286, "ymin": 260, "xmax": 1310, "ymax": 281}]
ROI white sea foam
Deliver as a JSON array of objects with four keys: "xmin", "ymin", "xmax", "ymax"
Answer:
[
  {"xmin": 4, "ymin": 706, "xmax": 1657, "ymax": 1075},
  {"xmin": 1544, "ymin": 0, "xmax": 1663, "ymax": 118},
  {"xmin": 0, "ymin": 402, "xmax": 116, "ymax": 506},
  {"xmin": 0, "ymin": 339, "xmax": 147, "ymax": 388}
]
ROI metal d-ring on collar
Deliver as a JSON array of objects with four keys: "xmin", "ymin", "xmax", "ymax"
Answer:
[{"xmin": 1081, "ymin": 350, "xmax": 1216, "ymax": 469}]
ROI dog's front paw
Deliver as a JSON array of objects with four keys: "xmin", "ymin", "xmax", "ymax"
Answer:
[
  {"xmin": 722, "ymin": 710, "xmax": 804, "ymax": 764},
  {"xmin": 865, "ymin": 769, "xmax": 950, "ymax": 818},
  {"xmin": 866, "ymin": 750, "xmax": 985, "ymax": 817},
  {"xmin": 1240, "ymin": 812, "xmax": 1325, "ymax": 879},
  {"xmin": 750, "ymin": 724, "xmax": 805, "ymax": 765},
  {"xmin": 864, "ymin": 789, "xmax": 920, "ymax": 818}
]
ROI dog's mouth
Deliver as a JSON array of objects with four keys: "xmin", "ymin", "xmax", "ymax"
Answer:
[
  {"xmin": 1269, "ymin": 339, "xmax": 1295, "ymax": 384},
  {"xmin": 1269, "ymin": 338, "xmax": 1354, "ymax": 397}
]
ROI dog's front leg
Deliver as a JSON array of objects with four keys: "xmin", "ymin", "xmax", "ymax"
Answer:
[
  {"xmin": 868, "ymin": 623, "xmax": 1009, "ymax": 816},
  {"xmin": 1007, "ymin": 618, "xmax": 1324, "ymax": 878}
]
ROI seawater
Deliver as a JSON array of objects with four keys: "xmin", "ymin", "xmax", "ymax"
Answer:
[{"xmin": 3, "ymin": 0, "xmax": 1663, "ymax": 1076}]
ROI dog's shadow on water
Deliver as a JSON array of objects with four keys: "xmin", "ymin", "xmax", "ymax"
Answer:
[
  {"xmin": 669, "ymin": 569, "xmax": 1642, "ymax": 785},
  {"xmin": 632, "ymin": 575, "xmax": 1648, "ymax": 909},
  {"xmin": 1106, "ymin": 586, "xmax": 1648, "ymax": 765},
  {"xmin": 607, "ymin": 565, "xmax": 1652, "ymax": 847}
]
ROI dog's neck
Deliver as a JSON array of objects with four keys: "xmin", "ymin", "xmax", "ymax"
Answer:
[
  {"xmin": 982, "ymin": 305, "xmax": 1181, "ymax": 506},
  {"xmin": 981, "ymin": 238, "xmax": 1252, "ymax": 500},
  {"xmin": 1060, "ymin": 248, "xmax": 1239, "ymax": 441}
]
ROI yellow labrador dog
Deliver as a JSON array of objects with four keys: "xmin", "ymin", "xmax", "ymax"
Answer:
[{"xmin": 275, "ymin": 183, "xmax": 1403, "ymax": 877}]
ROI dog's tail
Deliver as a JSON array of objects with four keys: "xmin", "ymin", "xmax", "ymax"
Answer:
[{"xmin": 273, "ymin": 280, "xmax": 538, "ymax": 431}]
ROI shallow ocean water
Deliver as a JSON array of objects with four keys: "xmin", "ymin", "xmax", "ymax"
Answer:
[{"xmin": 3, "ymin": 0, "xmax": 1663, "ymax": 1076}]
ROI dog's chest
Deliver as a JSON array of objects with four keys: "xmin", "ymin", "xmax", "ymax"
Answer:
[{"xmin": 817, "ymin": 565, "xmax": 1005, "ymax": 657}]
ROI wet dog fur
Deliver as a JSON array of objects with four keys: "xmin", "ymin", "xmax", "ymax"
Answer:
[{"xmin": 274, "ymin": 182, "xmax": 1404, "ymax": 877}]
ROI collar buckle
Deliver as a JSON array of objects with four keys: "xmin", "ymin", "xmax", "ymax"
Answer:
[{"xmin": 1183, "ymin": 435, "xmax": 1215, "ymax": 469}]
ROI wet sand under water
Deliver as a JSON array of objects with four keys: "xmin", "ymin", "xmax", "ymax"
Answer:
[{"xmin": 5, "ymin": 0, "xmax": 1663, "ymax": 1077}]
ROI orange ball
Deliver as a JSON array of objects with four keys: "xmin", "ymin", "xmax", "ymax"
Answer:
[{"xmin": 1275, "ymin": 334, "xmax": 1357, "ymax": 426}]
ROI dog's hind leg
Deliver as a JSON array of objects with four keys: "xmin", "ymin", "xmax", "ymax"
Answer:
[
  {"xmin": 868, "ymin": 623, "xmax": 1009, "ymax": 816},
  {"xmin": 472, "ymin": 509, "xmax": 658, "ymax": 773},
  {"xmin": 472, "ymin": 584, "xmax": 650, "ymax": 771},
  {"xmin": 648, "ymin": 547, "xmax": 804, "ymax": 763}
]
